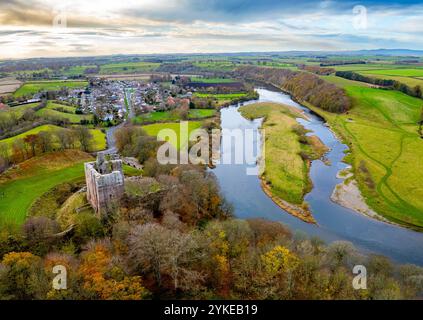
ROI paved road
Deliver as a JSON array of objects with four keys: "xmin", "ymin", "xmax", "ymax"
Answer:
[{"xmin": 104, "ymin": 87, "xmax": 135, "ymax": 154}]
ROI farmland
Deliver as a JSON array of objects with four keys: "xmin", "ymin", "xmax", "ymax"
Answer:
[
  {"xmin": 132, "ymin": 109, "xmax": 216, "ymax": 124},
  {"xmin": 190, "ymin": 77, "xmax": 237, "ymax": 83},
  {"xmin": 0, "ymin": 150, "xmax": 93, "ymax": 227},
  {"xmin": 36, "ymin": 101, "xmax": 93, "ymax": 123},
  {"xmin": 0, "ymin": 124, "xmax": 106, "ymax": 152},
  {"xmin": 13, "ymin": 80, "xmax": 88, "ymax": 97},
  {"xmin": 142, "ymin": 121, "xmax": 203, "ymax": 149},
  {"xmin": 99, "ymin": 62, "xmax": 160, "ymax": 74},
  {"xmin": 307, "ymin": 76, "xmax": 423, "ymax": 228},
  {"xmin": 194, "ymin": 92, "xmax": 248, "ymax": 100}
]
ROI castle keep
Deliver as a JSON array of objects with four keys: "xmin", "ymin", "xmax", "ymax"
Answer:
[{"xmin": 84, "ymin": 153, "xmax": 124, "ymax": 216}]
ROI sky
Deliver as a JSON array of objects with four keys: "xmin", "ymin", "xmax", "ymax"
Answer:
[{"xmin": 0, "ymin": 0, "xmax": 422, "ymax": 59}]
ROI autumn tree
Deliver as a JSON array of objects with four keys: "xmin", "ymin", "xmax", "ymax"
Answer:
[
  {"xmin": 0, "ymin": 252, "xmax": 48, "ymax": 299},
  {"xmin": 24, "ymin": 134, "xmax": 38, "ymax": 157},
  {"xmin": 78, "ymin": 241, "xmax": 149, "ymax": 300},
  {"xmin": 74, "ymin": 126, "xmax": 93, "ymax": 152}
]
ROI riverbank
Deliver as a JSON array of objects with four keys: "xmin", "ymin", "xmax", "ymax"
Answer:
[{"xmin": 239, "ymin": 102, "xmax": 327, "ymax": 224}]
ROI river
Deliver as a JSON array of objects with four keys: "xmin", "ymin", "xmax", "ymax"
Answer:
[{"xmin": 212, "ymin": 87, "xmax": 423, "ymax": 266}]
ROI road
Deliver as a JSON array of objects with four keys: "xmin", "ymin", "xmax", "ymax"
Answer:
[{"xmin": 104, "ymin": 87, "xmax": 135, "ymax": 154}]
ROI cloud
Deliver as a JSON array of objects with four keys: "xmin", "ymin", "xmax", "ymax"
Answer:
[{"xmin": 0, "ymin": 0, "xmax": 422, "ymax": 58}]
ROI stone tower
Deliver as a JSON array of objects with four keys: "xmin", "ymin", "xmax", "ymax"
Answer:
[{"xmin": 84, "ymin": 152, "xmax": 124, "ymax": 216}]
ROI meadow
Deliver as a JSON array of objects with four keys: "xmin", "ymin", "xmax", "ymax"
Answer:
[
  {"xmin": 239, "ymin": 103, "xmax": 325, "ymax": 206},
  {"xmin": 2, "ymin": 102, "xmax": 40, "ymax": 117},
  {"xmin": 190, "ymin": 77, "xmax": 237, "ymax": 83},
  {"xmin": 0, "ymin": 150, "xmax": 93, "ymax": 227},
  {"xmin": 307, "ymin": 76, "xmax": 423, "ymax": 228},
  {"xmin": 194, "ymin": 93, "xmax": 248, "ymax": 100},
  {"xmin": 13, "ymin": 80, "xmax": 88, "ymax": 97},
  {"xmin": 99, "ymin": 62, "xmax": 160, "ymax": 74},
  {"xmin": 132, "ymin": 109, "xmax": 216, "ymax": 124},
  {"xmin": 142, "ymin": 121, "xmax": 203, "ymax": 149},
  {"xmin": 0, "ymin": 124, "xmax": 106, "ymax": 152},
  {"xmin": 36, "ymin": 101, "xmax": 93, "ymax": 123}
]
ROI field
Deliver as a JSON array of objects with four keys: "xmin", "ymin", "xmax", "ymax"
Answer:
[
  {"xmin": 142, "ymin": 121, "xmax": 203, "ymax": 149},
  {"xmin": 194, "ymin": 93, "xmax": 248, "ymax": 100},
  {"xmin": 132, "ymin": 109, "xmax": 216, "ymax": 124},
  {"xmin": 0, "ymin": 150, "xmax": 93, "ymax": 226},
  {"xmin": 2, "ymin": 102, "xmax": 40, "ymax": 117},
  {"xmin": 239, "ymin": 103, "xmax": 325, "ymax": 205},
  {"xmin": 357, "ymin": 71, "xmax": 423, "ymax": 88},
  {"xmin": 320, "ymin": 75, "xmax": 370, "ymax": 88},
  {"xmin": 99, "ymin": 62, "xmax": 160, "ymax": 74},
  {"xmin": 13, "ymin": 80, "xmax": 88, "ymax": 97},
  {"xmin": 0, "ymin": 77, "xmax": 22, "ymax": 96},
  {"xmin": 358, "ymin": 68, "xmax": 423, "ymax": 77},
  {"xmin": 308, "ymin": 76, "xmax": 423, "ymax": 228},
  {"xmin": 0, "ymin": 124, "xmax": 106, "ymax": 152},
  {"xmin": 190, "ymin": 77, "xmax": 236, "ymax": 83},
  {"xmin": 36, "ymin": 101, "xmax": 93, "ymax": 123}
]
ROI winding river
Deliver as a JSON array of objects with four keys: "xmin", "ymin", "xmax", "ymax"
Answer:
[{"xmin": 212, "ymin": 87, "xmax": 423, "ymax": 266}]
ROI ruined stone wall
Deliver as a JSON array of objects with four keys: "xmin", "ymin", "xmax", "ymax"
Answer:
[{"xmin": 84, "ymin": 153, "xmax": 124, "ymax": 216}]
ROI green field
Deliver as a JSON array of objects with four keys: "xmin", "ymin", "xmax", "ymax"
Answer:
[
  {"xmin": 190, "ymin": 77, "xmax": 236, "ymax": 83},
  {"xmin": 2, "ymin": 103, "xmax": 40, "ymax": 117},
  {"xmin": 359, "ymin": 68, "xmax": 423, "ymax": 77},
  {"xmin": 0, "ymin": 151, "xmax": 93, "ymax": 226},
  {"xmin": 239, "ymin": 103, "xmax": 326, "ymax": 205},
  {"xmin": 0, "ymin": 150, "xmax": 142, "ymax": 227},
  {"xmin": 320, "ymin": 75, "xmax": 370, "ymax": 88},
  {"xmin": 142, "ymin": 121, "xmax": 203, "ymax": 149},
  {"xmin": 308, "ymin": 76, "xmax": 423, "ymax": 228},
  {"xmin": 36, "ymin": 101, "xmax": 93, "ymax": 123},
  {"xmin": 0, "ymin": 124, "xmax": 106, "ymax": 152},
  {"xmin": 133, "ymin": 109, "xmax": 216, "ymax": 124},
  {"xmin": 357, "ymin": 72, "xmax": 423, "ymax": 88},
  {"xmin": 194, "ymin": 93, "xmax": 248, "ymax": 100},
  {"xmin": 13, "ymin": 81, "xmax": 88, "ymax": 97},
  {"xmin": 99, "ymin": 62, "xmax": 160, "ymax": 74}
]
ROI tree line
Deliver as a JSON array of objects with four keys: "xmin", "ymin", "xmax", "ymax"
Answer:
[
  {"xmin": 335, "ymin": 71, "xmax": 423, "ymax": 98},
  {"xmin": 0, "ymin": 126, "xmax": 95, "ymax": 173},
  {"xmin": 234, "ymin": 66, "xmax": 351, "ymax": 113}
]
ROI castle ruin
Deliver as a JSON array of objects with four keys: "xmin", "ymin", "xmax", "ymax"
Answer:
[{"xmin": 84, "ymin": 152, "xmax": 125, "ymax": 216}]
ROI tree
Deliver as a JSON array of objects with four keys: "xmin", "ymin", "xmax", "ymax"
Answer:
[
  {"xmin": 36, "ymin": 131, "xmax": 53, "ymax": 154},
  {"xmin": 0, "ymin": 252, "xmax": 48, "ymax": 299},
  {"xmin": 129, "ymin": 223, "xmax": 203, "ymax": 291},
  {"xmin": 78, "ymin": 241, "xmax": 149, "ymax": 300},
  {"xmin": 24, "ymin": 134, "xmax": 38, "ymax": 156},
  {"xmin": 74, "ymin": 126, "xmax": 93, "ymax": 152}
]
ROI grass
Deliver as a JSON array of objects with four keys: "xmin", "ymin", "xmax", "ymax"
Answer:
[
  {"xmin": 36, "ymin": 101, "xmax": 93, "ymax": 123},
  {"xmin": 194, "ymin": 93, "xmax": 248, "ymax": 100},
  {"xmin": 359, "ymin": 68, "xmax": 423, "ymax": 77},
  {"xmin": 239, "ymin": 102, "xmax": 326, "ymax": 205},
  {"xmin": 320, "ymin": 75, "xmax": 371, "ymax": 88},
  {"xmin": 0, "ymin": 124, "xmax": 106, "ymax": 152},
  {"xmin": 0, "ymin": 150, "xmax": 141, "ymax": 227},
  {"xmin": 142, "ymin": 121, "xmax": 203, "ymax": 149},
  {"xmin": 190, "ymin": 77, "xmax": 236, "ymax": 83},
  {"xmin": 2, "ymin": 103, "xmax": 40, "ymax": 117},
  {"xmin": 132, "ymin": 109, "xmax": 216, "ymax": 124},
  {"xmin": 0, "ymin": 150, "xmax": 93, "ymax": 227},
  {"xmin": 99, "ymin": 62, "xmax": 160, "ymax": 74},
  {"xmin": 306, "ymin": 79, "xmax": 423, "ymax": 228},
  {"xmin": 357, "ymin": 72, "xmax": 423, "ymax": 88},
  {"xmin": 13, "ymin": 80, "xmax": 88, "ymax": 98}
]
